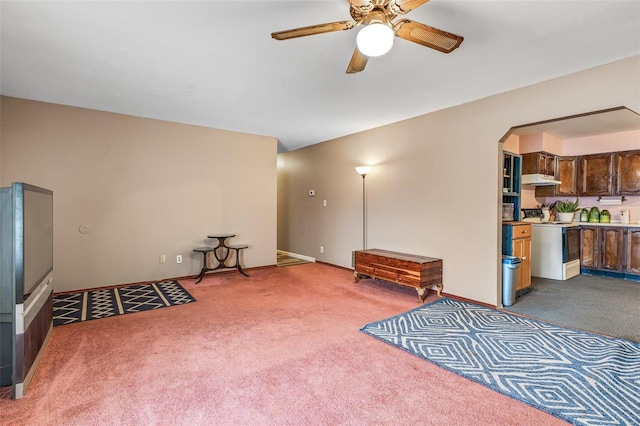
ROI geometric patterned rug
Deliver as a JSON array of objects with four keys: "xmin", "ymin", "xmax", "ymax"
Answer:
[
  {"xmin": 360, "ymin": 298, "xmax": 640, "ymax": 426},
  {"xmin": 53, "ymin": 280, "xmax": 196, "ymax": 326}
]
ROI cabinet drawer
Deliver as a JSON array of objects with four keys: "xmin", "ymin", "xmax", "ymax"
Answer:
[
  {"xmin": 372, "ymin": 268, "xmax": 399, "ymax": 282},
  {"xmin": 356, "ymin": 265, "xmax": 375, "ymax": 275},
  {"xmin": 512, "ymin": 224, "xmax": 531, "ymax": 239},
  {"xmin": 397, "ymin": 274, "xmax": 421, "ymax": 287}
]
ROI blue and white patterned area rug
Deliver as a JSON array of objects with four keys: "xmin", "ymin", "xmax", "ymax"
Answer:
[
  {"xmin": 53, "ymin": 280, "xmax": 196, "ymax": 326},
  {"xmin": 360, "ymin": 298, "xmax": 640, "ymax": 426}
]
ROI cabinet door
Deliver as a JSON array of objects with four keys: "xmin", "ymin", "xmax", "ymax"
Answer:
[
  {"xmin": 534, "ymin": 156, "xmax": 577, "ymax": 197},
  {"xmin": 543, "ymin": 154, "xmax": 555, "ymax": 176},
  {"xmin": 579, "ymin": 153, "xmax": 614, "ymax": 196},
  {"xmin": 580, "ymin": 227, "xmax": 599, "ymax": 269},
  {"xmin": 625, "ymin": 228, "xmax": 640, "ymax": 274},
  {"xmin": 556, "ymin": 157, "xmax": 578, "ymax": 196},
  {"xmin": 522, "ymin": 152, "xmax": 555, "ymax": 176},
  {"xmin": 615, "ymin": 150, "xmax": 640, "ymax": 195},
  {"xmin": 600, "ymin": 228, "xmax": 624, "ymax": 271},
  {"xmin": 512, "ymin": 237, "xmax": 531, "ymax": 291},
  {"xmin": 520, "ymin": 238, "xmax": 531, "ymax": 289}
]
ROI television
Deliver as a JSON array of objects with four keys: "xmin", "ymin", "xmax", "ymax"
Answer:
[{"xmin": 0, "ymin": 183, "xmax": 54, "ymax": 398}]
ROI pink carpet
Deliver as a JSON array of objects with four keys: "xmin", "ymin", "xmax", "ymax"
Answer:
[{"xmin": 0, "ymin": 263, "xmax": 566, "ymax": 425}]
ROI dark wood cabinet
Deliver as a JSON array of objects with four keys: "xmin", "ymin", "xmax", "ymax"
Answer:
[
  {"xmin": 615, "ymin": 150, "xmax": 640, "ymax": 195},
  {"xmin": 582, "ymin": 226, "xmax": 640, "ymax": 280},
  {"xmin": 579, "ymin": 153, "xmax": 614, "ymax": 196},
  {"xmin": 600, "ymin": 227, "xmax": 625, "ymax": 272},
  {"xmin": 522, "ymin": 152, "xmax": 555, "ymax": 176},
  {"xmin": 535, "ymin": 156, "xmax": 578, "ymax": 197},
  {"xmin": 556, "ymin": 157, "xmax": 579, "ymax": 196},
  {"xmin": 580, "ymin": 226, "xmax": 599, "ymax": 269},
  {"xmin": 626, "ymin": 228, "xmax": 640, "ymax": 275},
  {"xmin": 535, "ymin": 150, "xmax": 640, "ymax": 199}
]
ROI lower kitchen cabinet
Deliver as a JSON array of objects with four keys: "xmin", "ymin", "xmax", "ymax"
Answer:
[
  {"xmin": 503, "ymin": 223, "xmax": 532, "ymax": 293},
  {"xmin": 626, "ymin": 228, "xmax": 640, "ymax": 275},
  {"xmin": 581, "ymin": 226, "xmax": 640, "ymax": 281},
  {"xmin": 580, "ymin": 226, "xmax": 599, "ymax": 269}
]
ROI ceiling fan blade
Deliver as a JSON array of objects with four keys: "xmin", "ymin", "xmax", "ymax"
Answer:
[
  {"xmin": 346, "ymin": 47, "xmax": 368, "ymax": 74},
  {"xmin": 271, "ymin": 21, "xmax": 355, "ymax": 40},
  {"xmin": 394, "ymin": 19, "xmax": 463, "ymax": 53},
  {"xmin": 390, "ymin": 0, "xmax": 431, "ymax": 14},
  {"xmin": 348, "ymin": 0, "xmax": 373, "ymax": 7}
]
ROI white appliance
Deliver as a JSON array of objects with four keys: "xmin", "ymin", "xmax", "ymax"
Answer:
[
  {"xmin": 531, "ymin": 222, "xmax": 581, "ymax": 280},
  {"xmin": 521, "ymin": 173, "xmax": 561, "ymax": 186},
  {"xmin": 620, "ymin": 209, "xmax": 630, "ymax": 224}
]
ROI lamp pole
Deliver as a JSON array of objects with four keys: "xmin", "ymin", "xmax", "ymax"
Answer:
[{"xmin": 355, "ymin": 166, "xmax": 371, "ymax": 250}]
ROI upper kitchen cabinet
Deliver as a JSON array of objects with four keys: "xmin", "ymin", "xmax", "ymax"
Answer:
[
  {"xmin": 615, "ymin": 150, "xmax": 640, "ymax": 195},
  {"xmin": 556, "ymin": 157, "xmax": 579, "ymax": 196},
  {"xmin": 578, "ymin": 149, "xmax": 640, "ymax": 196},
  {"xmin": 522, "ymin": 152, "xmax": 555, "ymax": 176},
  {"xmin": 579, "ymin": 153, "xmax": 615, "ymax": 196},
  {"xmin": 535, "ymin": 156, "xmax": 578, "ymax": 197},
  {"xmin": 502, "ymin": 151, "xmax": 521, "ymax": 220}
]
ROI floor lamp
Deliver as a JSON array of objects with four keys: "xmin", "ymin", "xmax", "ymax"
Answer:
[{"xmin": 355, "ymin": 166, "xmax": 371, "ymax": 250}]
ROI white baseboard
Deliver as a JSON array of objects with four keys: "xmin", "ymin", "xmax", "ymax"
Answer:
[{"xmin": 277, "ymin": 250, "xmax": 315, "ymax": 263}]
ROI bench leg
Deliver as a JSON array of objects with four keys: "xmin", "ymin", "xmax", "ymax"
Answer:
[
  {"xmin": 416, "ymin": 284, "xmax": 444, "ymax": 302},
  {"xmin": 416, "ymin": 287, "xmax": 428, "ymax": 303}
]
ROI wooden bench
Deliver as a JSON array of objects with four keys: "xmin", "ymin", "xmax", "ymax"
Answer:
[{"xmin": 354, "ymin": 249, "xmax": 443, "ymax": 302}]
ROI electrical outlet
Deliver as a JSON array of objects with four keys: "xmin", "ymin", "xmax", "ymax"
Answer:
[
  {"xmin": 160, "ymin": 255, "xmax": 166, "ymax": 263},
  {"xmin": 176, "ymin": 255, "xmax": 182, "ymax": 263},
  {"xmin": 320, "ymin": 246, "xmax": 324, "ymax": 253},
  {"xmin": 323, "ymin": 199, "xmax": 327, "ymax": 207}
]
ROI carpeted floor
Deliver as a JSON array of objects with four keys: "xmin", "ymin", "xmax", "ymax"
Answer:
[
  {"xmin": 0, "ymin": 263, "xmax": 566, "ymax": 425},
  {"xmin": 506, "ymin": 275, "xmax": 640, "ymax": 342},
  {"xmin": 361, "ymin": 298, "xmax": 640, "ymax": 426}
]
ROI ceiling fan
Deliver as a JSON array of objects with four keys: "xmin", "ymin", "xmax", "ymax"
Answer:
[{"xmin": 271, "ymin": 0, "xmax": 464, "ymax": 74}]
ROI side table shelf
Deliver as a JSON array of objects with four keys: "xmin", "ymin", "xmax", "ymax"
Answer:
[{"xmin": 193, "ymin": 234, "xmax": 249, "ymax": 283}]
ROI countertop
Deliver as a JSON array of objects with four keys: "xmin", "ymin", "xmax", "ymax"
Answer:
[
  {"xmin": 571, "ymin": 221, "xmax": 640, "ymax": 227},
  {"xmin": 503, "ymin": 220, "xmax": 640, "ymax": 227}
]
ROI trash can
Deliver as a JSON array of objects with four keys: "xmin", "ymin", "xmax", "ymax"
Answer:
[{"xmin": 502, "ymin": 255, "xmax": 521, "ymax": 307}]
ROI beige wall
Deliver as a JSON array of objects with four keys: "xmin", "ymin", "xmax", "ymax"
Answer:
[
  {"xmin": 277, "ymin": 55, "xmax": 640, "ymax": 307},
  {"xmin": 1, "ymin": 97, "xmax": 277, "ymax": 292}
]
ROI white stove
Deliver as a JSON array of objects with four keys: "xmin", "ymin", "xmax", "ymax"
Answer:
[{"xmin": 521, "ymin": 208, "xmax": 581, "ymax": 280}]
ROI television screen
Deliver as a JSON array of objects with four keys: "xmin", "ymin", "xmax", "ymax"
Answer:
[{"xmin": 15, "ymin": 183, "xmax": 53, "ymax": 300}]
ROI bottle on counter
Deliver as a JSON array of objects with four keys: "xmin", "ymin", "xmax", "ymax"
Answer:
[
  {"xmin": 600, "ymin": 209, "xmax": 611, "ymax": 223},
  {"xmin": 589, "ymin": 207, "xmax": 600, "ymax": 223}
]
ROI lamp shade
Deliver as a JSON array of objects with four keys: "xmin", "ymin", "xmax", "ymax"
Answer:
[
  {"xmin": 356, "ymin": 23, "xmax": 394, "ymax": 57},
  {"xmin": 355, "ymin": 166, "xmax": 371, "ymax": 176}
]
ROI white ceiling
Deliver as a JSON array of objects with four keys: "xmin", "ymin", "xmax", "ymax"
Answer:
[
  {"xmin": 1, "ymin": 1, "xmax": 639, "ymax": 152},
  {"xmin": 509, "ymin": 107, "xmax": 640, "ymax": 140}
]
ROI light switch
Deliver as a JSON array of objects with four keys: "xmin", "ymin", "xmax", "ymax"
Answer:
[{"xmin": 323, "ymin": 200, "xmax": 327, "ymax": 207}]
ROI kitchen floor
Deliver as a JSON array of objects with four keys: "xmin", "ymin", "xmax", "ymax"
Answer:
[{"xmin": 505, "ymin": 274, "xmax": 639, "ymax": 342}]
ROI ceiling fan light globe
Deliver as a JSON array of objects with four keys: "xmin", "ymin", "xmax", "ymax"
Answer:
[{"xmin": 356, "ymin": 23, "xmax": 394, "ymax": 57}]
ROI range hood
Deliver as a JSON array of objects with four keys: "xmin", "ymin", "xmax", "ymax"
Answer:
[{"xmin": 521, "ymin": 174, "xmax": 561, "ymax": 186}]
